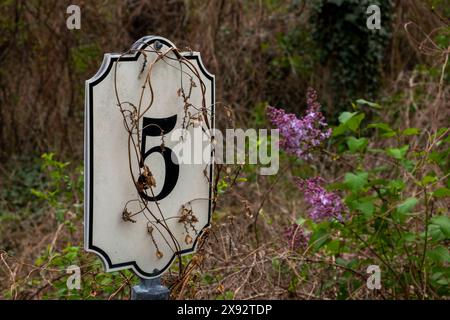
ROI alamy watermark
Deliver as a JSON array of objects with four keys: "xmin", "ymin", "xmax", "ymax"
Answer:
[
  {"xmin": 366, "ymin": 4, "xmax": 381, "ymax": 30},
  {"xmin": 165, "ymin": 127, "xmax": 280, "ymax": 175},
  {"xmin": 66, "ymin": 5, "xmax": 381, "ymax": 32},
  {"xmin": 366, "ymin": 265, "xmax": 381, "ymax": 290},
  {"xmin": 66, "ymin": 264, "xmax": 81, "ymax": 290},
  {"xmin": 66, "ymin": 5, "xmax": 81, "ymax": 30}
]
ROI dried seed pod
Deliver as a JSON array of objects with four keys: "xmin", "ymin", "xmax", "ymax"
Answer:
[
  {"xmin": 122, "ymin": 208, "xmax": 136, "ymax": 223},
  {"xmin": 242, "ymin": 200, "xmax": 253, "ymax": 219},
  {"xmin": 156, "ymin": 250, "xmax": 163, "ymax": 259},
  {"xmin": 143, "ymin": 165, "xmax": 156, "ymax": 187},
  {"xmin": 138, "ymin": 165, "xmax": 156, "ymax": 191},
  {"xmin": 136, "ymin": 177, "xmax": 145, "ymax": 192},
  {"xmin": 191, "ymin": 254, "xmax": 204, "ymax": 266},
  {"xmin": 178, "ymin": 206, "xmax": 189, "ymax": 222},
  {"xmin": 147, "ymin": 225, "xmax": 154, "ymax": 235},
  {"xmin": 148, "ymin": 174, "xmax": 156, "ymax": 188},
  {"xmin": 216, "ymin": 283, "xmax": 224, "ymax": 294},
  {"xmin": 185, "ymin": 234, "xmax": 193, "ymax": 244}
]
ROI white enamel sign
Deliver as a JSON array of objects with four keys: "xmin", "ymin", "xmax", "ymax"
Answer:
[{"xmin": 84, "ymin": 36, "xmax": 215, "ymax": 278}]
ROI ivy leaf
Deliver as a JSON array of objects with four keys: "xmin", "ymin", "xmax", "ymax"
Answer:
[
  {"xmin": 431, "ymin": 216, "xmax": 450, "ymax": 238},
  {"xmin": 344, "ymin": 172, "xmax": 368, "ymax": 192},
  {"xmin": 346, "ymin": 137, "xmax": 368, "ymax": 153},
  {"xmin": 387, "ymin": 145, "xmax": 409, "ymax": 160},
  {"xmin": 396, "ymin": 197, "xmax": 418, "ymax": 215}
]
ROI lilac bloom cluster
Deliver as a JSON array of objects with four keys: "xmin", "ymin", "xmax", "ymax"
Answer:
[
  {"xmin": 284, "ymin": 224, "xmax": 310, "ymax": 251},
  {"xmin": 294, "ymin": 176, "xmax": 347, "ymax": 222},
  {"xmin": 267, "ymin": 88, "xmax": 331, "ymax": 160}
]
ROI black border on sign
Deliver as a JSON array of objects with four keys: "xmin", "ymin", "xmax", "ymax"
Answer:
[{"xmin": 85, "ymin": 36, "xmax": 215, "ymax": 279}]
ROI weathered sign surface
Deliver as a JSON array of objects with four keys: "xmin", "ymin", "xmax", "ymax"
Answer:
[{"xmin": 85, "ymin": 36, "xmax": 215, "ymax": 278}]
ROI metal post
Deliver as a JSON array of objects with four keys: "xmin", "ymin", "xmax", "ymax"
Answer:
[{"xmin": 131, "ymin": 276, "xmax": 169, "ymax": 300}]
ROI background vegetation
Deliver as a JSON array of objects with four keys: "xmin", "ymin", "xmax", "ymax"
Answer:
[{"xmin": 0, "ymin": 0, "xmax": 448, "ymax": 299}]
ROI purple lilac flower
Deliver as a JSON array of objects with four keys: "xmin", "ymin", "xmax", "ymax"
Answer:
[
  {"xmin": 294, "ymin": 176, "xmax": 347, "ymax": 222},
  {"xmin": 267, "ymin": 88, "xmax": 331, "ymax": 160},
  {"xmin": 284, "ymin": 224, "xmax": 310, "ymax": 251}
]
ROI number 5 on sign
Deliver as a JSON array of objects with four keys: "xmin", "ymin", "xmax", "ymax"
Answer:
[{"xmin": 84, "ymin": 36, "xmax": 215, "ymax": 278}]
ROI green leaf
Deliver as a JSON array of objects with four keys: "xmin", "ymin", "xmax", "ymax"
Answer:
[
  {"xmin": 387, "ymin": 145, "xmax": 409, "ymax": 160},
  {"xmin": 355, "ymin": 200, "xmax": 375, "ymax": 217},
  {"xmin": 224, "ymin": 291, "xmax": 234, "ymax": 300},
  {"xmin": 31, "ymin": 188, "xmax": 48, "ymax": 200},
  {"xmin": 339, "ymin": 112, "xmax": 357, "ymax": 125},
  {"xmin": 427, "ymin": 224, "xmax": 446, "ymax": 242},
  {"xmin": 387, "ymin": 179, "xmax": 406, "ymax": 193},
  {"xmin": 309, "ymin": 228, "xmax": 329, "ymax": 252},
  {"xmin": 346, "ymin": 137, "xmax": 368, "ymax": 153},
  {"xmin": 421, "ymin": 175, "xmax": 438, "ymax": 186},
  {"xmin": 402, "ymin": 233, "xmax": 417, "ymax": 243},
  {"xmin": 402, "ymin": 128, "xmax": 420, "ymax": 136},
  {"xmin": 335, "ymin": 257, "xmax": 350, "ymax": 267},
  {"xmin": 332, "ymin": 123, "xmax": 347, "ymax": 137},
  {"xmin": 338, "ymin": 112, "xmax": 365, "ymax": 132},
  {"xmin": 356, "ymin": 99, "xmax": 382, "ymax": 109},
  {"xmin": 271, "ymin": 258, "xmax": 281, "ymax": 271},
  {"xmin": 396, "ymin": 197, "xmax": 418, "ymax": 215},
  {"xmin": 433, "ymin": 187, "xmax": 450, "ymax": 198},
  {"xmin": 431, "ymin": 216, "xmax": 450, "ymax": 238},
  {"xmin": 344, "ymin": 172, "xmax": 368, "ymax": 192},
  {"xmin": 347, "ymin": 113, "xmax": 365, "ymax": 132},
  {"xmin": 326, "ymin": 239, "xmax": 341, "ymax": 254},
  {"xmin": 288, "ymin": 277, "xmax": 299, "ymax": 293},
  {"xmin": 100, "ymin": 277, "xmax": 113, "ymax": 286},
  {"xmin": 368, "ymin": 123, "xmax": 396, "ymax": 138},
  {"xmin": 401, "ymin": 159, "xmax": 415, "ymax": 172},
  {"xmin": 367, "ymin": 123, "xmax": 392, "ymax": 131},
  {"xmin": 427, "ymin": 246, "xmax": 450, "ymax": 264}
]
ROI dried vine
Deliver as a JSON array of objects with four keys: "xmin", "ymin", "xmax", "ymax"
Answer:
[{"xmin": 112, "ymin": 39, "xmax": 215, "ymax": 279}]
